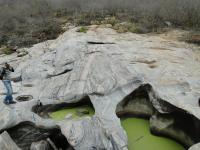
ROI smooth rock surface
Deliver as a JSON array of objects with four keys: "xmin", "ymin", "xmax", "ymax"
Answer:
[
  {"xmin": 0, "ymin": 27, "xmax": 199, "ymax": 149},
  {"xmin": 189, "ymin": 143, "xmax": 200, "ymax": 150}
]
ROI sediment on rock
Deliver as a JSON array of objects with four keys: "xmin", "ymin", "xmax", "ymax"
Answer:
[
  {"xmin": 1, "ymin": 121, "xmax": 73, "ymax": 150},
  {"xmin": 116, "ymin": 84, "xmax": 200, "ymax": 148}
]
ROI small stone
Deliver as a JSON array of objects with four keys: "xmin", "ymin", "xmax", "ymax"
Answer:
[
  {"xmin": 17, "ymin": 48, "xmax": 28, "ymax": 57},
  {"xmin": 17, "ymin": 51, "xmax": 28, "ymax": 57}
]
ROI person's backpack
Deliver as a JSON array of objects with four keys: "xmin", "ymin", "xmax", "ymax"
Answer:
[{"xmin": 0, "ymin": 68, "xmax": 5, "ymax": 80}]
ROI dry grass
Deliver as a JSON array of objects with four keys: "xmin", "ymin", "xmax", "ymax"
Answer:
[{"xmin": 0, "ymin": 0, "xmax": 200, "ymax": 49}]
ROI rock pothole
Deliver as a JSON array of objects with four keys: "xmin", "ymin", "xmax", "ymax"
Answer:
[
  {"xmin": 116, "ymin": 84, "xmax": 200, "ymax": 149},
  {"xmin": 32, "ymin": 96, "xmax": 95, "ymax": 120}
]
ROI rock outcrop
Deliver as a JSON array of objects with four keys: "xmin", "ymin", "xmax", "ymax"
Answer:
[{"xmin": 0, "ymin": 26, "xmax": 200, "ymax": 149}]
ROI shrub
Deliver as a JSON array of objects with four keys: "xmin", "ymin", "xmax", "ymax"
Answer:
[
  {"xmin": 113, "ymin": 22, "xmax": 145, "ymax": 33},
  {"xmin": 101, "ymin": 16, "xmax": 118, "ymax": 26},
  {"xmin": 0, "ymin": 0, "xmax": 63, "ymax": 48},
  {"xmin": 2, "ymin": 47, "xmax": 15, "ymax": 55},
  {"xmin": 76, "ymin": 26, "xmax": 88, "ymax": 33},
  {"xmin": 0, "ymin": 0, "xmax": 200, "ymax": 48}
]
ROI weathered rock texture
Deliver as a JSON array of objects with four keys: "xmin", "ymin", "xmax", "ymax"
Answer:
[
  {"xmin": 0, "ymin": 131, "xmax": 21, "ymax": 150},
  {"xmin": 0, "ymin": 26, "xmax": 200, "ymax": 149},
  {"xmin": 189, "ymin": 143, "xmax": 200, "ymax": 150}
]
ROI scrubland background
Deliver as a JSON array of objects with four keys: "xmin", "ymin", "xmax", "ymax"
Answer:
[{"xmin": 0, "ymin": 0, "xmax": 199, "ymax": 51}]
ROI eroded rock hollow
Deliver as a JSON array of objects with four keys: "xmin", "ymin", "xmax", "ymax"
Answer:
[{"xmin": 116, "ymin": 84, "xmax": 200, "ymax": 148}]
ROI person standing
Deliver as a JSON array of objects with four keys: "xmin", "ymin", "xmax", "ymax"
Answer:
[{"xmin": 0, "ymin": 62, "xmax": 16, "ymax": 105}]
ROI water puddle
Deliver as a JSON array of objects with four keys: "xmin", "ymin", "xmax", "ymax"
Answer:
[{"xmin": 121, "ymin": 118, "xmax": 185, "ymax": 150}]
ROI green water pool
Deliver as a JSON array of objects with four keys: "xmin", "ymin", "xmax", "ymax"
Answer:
[
  {"xmin": 49, "ymin": 105, "xmax": 95, "ymax": 121},
  {"xmin": 121, "ymin": 118, "xmax": 185, "ymax": 150},
  {"xmin": 50, "ymin": 107, "xmax": 185, "ymax": 150}
]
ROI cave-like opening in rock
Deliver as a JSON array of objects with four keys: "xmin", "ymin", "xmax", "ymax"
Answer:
[
  {"xmin": 1, "ymin": 122, "xmax": 73, "ymax": 150},
  {"xmin": 116, "ymin": 84, "xmax": 154, "ymax": 118},
  {"xmin": 116, "ymin": 84, "xmax": 200, "ymax": 149},
  {"xmin": 32, "ymin": 96, "xmax": 95, "ymax": 120}
]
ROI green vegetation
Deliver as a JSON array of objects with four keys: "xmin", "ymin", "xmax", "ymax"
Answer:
[
  {"xmin": 113, "ymin": 22, "xmax": 143, "ymax": 33},
  {"xmin": 0, "ymin": 0, "xmax": 63, "ymax": 48},
  {"xmin": 50, "ymin": 108, "xmax": 185, "ymax": 150},
  {"xmin": 101, "ymin": 16, "xmax": 118, "ymax": 26},
  {"xmin": 1, "ymin": 47, "xmax": 15, "ymax": 55},
  {"xmin": 121, "ymin": 118, "xmax": 185, "ymax": 150},
  {"xmin": 50, "ymin": 105, "xmax": 95, "ymax": 121},
  {"xmin": 0, "ymin": 0, "xmax": 200, "ymax": 49},
  {"xmin": 76, "ymin": 27, "xmax": 88, "ymax": 33}
]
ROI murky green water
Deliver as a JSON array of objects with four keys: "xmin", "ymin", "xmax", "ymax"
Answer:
[
  {"xmin": 121, "ymin": 118, "xmax": 185, "ymax": 150},
  {"xmin": 50, "ymin": 105, "xmax": 95, "ymax": 121},
  {"xmin": 50, "ymin": 107, "xmax": 185, "ymax": 150}
]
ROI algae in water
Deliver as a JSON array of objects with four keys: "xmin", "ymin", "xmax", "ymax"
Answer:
[
  {"xmin": 50, "ymin": 105, "xmax": 94, "ymax": 121},
  {"xmin": 121, "ymin": 118, "xmax": 185, "ymax": 150}
]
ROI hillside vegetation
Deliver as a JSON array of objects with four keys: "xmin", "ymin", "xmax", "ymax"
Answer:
[{"xmin": 0, "ymin": 0, "xmax": 200, "ymax": 52}]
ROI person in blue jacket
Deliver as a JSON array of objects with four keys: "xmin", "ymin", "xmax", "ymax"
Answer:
[{"xmin": 0, "ymin": 62, "xmax": 16, "ymax": 105}]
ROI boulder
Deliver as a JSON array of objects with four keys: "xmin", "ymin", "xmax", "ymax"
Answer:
[
  {"xmin": 16, "ymin": 48, "xmax": 28, "ymax": 57},
  {"xmin": 59, "ymin": 117, "xmax": 128, "ymax": 150}
]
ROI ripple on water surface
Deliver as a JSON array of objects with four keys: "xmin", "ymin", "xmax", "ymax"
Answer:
[{"xmin": 121, "ymin": 118, "xmax": 185, "ymax": 150}]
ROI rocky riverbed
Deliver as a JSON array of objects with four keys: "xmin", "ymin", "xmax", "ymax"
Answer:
[{"xmin": 0, "ymin": 25, "xmax": 200, "ymax": 150}]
